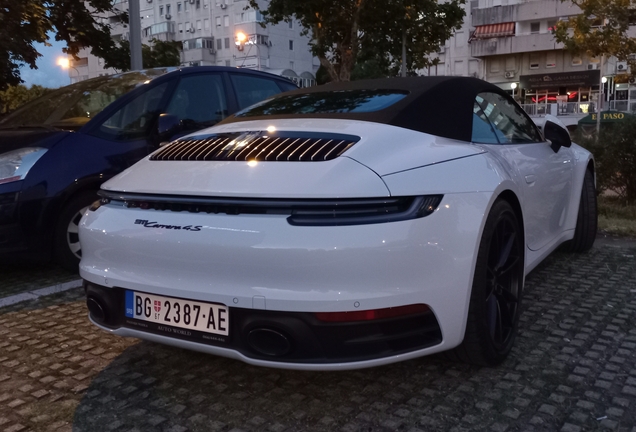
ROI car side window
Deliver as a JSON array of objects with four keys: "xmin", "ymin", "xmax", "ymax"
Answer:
[
  {"xmin": 165, "ymin": 74, "xmax": 228, "ymax": 129},
  {"xmin": 99, "ymin": 82, "xmax": 170, "ymax": 140},
  {"xmin": 472, "ymin": 102, "xmax": 501, "ymax": 144},
  {"xmin": 230, "ymin": 74, "xmax": 286, "ymax": 109},
  {"xmin": 476, "ymin": 93, "xmax": 543, "ymax": 144}
]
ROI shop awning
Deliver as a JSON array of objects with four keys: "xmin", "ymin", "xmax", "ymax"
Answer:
[
  {"xmin": 578, "ymin": 111, "xmax": 633, "ymax": 124},
  {"xmin": 471, "ymin": 23, "xmax": 515, "ymax": 40}
]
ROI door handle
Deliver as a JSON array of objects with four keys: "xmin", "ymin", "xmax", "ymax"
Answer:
[{"xmin": 525, "ymin": 174, "xmax": 537, "ymax": 184}]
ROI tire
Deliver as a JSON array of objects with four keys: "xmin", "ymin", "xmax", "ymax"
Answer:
[
  {"xmin": 448, "ymin": 200, "xmax": 525, "ymax": 366},
  {"xmin": 565, "ymin": 169, "xmax": 597, "ymax": 253},
  {"xmin": 54, "ymin": 191, "xmax": 99, "ymax": 272}
]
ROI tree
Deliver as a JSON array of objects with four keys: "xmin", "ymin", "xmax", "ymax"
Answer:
[
  {"xmin": 574, "ymin": 117, "xmax": 636, "ymax": 201},
  {"xmin": 0, "ymin": 84, "xmax": 53, "ymax": 115},
  {"xmin": 553, "ymin": 0, "xmax": 636, "ymax": 70},
  {"xmin": 107, "ymin": 39, "xmax": 183, "ymax": 72},
  {"xmin": 0, "ymin": 0, "xmax": 126, "ymax": 91},
  {"xmin": 249, "ymin": 0, "xmax": 465, "ymax": 82}
]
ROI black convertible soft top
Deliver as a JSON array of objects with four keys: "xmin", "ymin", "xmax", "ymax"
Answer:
[{"xmin": 220, "ymin": 76, "xmax": 514, "ymax": 143}]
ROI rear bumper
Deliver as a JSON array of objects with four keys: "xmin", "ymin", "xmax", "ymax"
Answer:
[{"xmin": 85, "ymin": 282, "xmax": 443, "ymax": 369}]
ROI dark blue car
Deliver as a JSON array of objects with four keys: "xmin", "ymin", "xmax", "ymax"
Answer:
[{"xmin": 0, "ymin": 66, "xmax": 297, "ymax": 271}]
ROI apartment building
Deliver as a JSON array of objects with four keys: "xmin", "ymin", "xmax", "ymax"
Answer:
[
  {"xmin": 67, "ymin": 0, "xmax": 318, "ymax": 87},
  {"xmin": 431, "ymin": 0, "xmax": 636, "ymax": 127}
]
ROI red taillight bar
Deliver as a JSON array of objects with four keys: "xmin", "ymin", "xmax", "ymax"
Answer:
[{"xmin": 314, "ymin": 304, "xmax": 431, "ymax": 323}]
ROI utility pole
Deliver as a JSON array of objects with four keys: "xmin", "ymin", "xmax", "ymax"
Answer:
[
  {"xmin": 596, "ymin": 54, "xmax": 605, "ymax": 134},
  {"xmin": 401, "ymin": 30, "xmax": 407, "ymax": 77},
  {"xmin": 129, "ymin": 0, "xmax": 143, "ymax": 71}
]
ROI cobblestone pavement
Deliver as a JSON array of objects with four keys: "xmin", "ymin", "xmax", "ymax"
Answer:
[{"xmin": 0, "ymin": 243, "xmax": 635, "ymax": 432}]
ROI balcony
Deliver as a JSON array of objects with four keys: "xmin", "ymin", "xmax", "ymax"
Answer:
[
  {"xmin": 142, "ymin": 21, "xmax": 176, "ymax": 42},
  {"xmin": 472, "ymin": 0, "xmax": 581, "ymax": 26},
  {"xmin": 181, "ymin": 38, "xmax": 216, "ymax": 64},
  {"xmin": 470, "ymin": 32, "xmax": 561, "ymax": 57}
]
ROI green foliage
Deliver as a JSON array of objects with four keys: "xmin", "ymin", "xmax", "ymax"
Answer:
[
  {"xmin": 108, "ymin": 39, "xmax": 183, "ymax": 72},
  {"xmin": 249, "ymin": 0, "xmax": 465, "ymax": 82},
  {"xmin": 0, "ymin": 0, "xmax": 124, "ymax": 90},
  {"xmin": 574, "ymin": 117, "xmax": 636, "ymax": 202},
  {"xmin": 0, "ymin": 84, "xmax": 53, "ymax": 115},
  {"xmin": 553, "ymin": 0, "xmax": 636, "ymax": 70}
]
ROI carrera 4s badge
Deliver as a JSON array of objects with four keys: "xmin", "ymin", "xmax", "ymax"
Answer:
[{"xmin": 134, "ymin": 219, "xmax": 202, "ymax": 231}]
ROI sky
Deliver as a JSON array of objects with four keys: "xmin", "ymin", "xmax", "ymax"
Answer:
[{"xmin": 21, "ymin": 36, "xmax": 72, "ymax": 89}]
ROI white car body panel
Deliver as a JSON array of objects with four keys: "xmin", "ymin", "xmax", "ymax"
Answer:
[
  {"xmin": 103, "ymin": 154, "xmax": 390, "ymax": 199},
  {"xmin": 79, "ymin": 94, "xmax": 595, "ymax": 370}
]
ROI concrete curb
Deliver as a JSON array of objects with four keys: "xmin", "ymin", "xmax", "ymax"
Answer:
[{"xmin": 0, "ymin": 279, "xmax": 83, "ymax": 308}]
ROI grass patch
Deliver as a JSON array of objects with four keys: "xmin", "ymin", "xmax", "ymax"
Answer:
[{"xmin": 598, "ymin": 195, "xmax": 636, "ymax": 237}]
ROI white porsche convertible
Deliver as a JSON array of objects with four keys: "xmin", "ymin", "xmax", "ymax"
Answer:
[{"xmin": 79, "ymin": 77, "xmax": 597, "ymax": 370}]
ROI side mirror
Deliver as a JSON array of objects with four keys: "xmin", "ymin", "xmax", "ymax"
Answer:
[
  {"xmin": 157, "ymin": 113, "xmax": 181, "ymax": 146},
  {"xmin": 544, "ymin": 120, "xmax": 572, "ymax": 152}
]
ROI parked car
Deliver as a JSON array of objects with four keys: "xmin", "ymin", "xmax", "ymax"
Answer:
[
  {"xmin": 0, "ymin": 66, "xmax": 297, "ymax": 270},
  {"xmin": 79, "ymin": 76, "xmax": 597, "ymax": 370}
]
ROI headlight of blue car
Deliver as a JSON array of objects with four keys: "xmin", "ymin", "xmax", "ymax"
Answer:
[{"xmin": 0, "ymin": 147, "xmax": 48, "ymax": 184}]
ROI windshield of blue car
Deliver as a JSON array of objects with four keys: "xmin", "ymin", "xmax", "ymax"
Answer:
[
  {"xmin": 234, "ymin": 90, "xmax": 408, "ymax": 117},
  {"xmin": 0, "ymin": 69, "xmax": 171, "ymax": 130}
]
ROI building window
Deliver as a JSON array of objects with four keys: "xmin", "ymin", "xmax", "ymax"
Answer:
[
  {"xmin": 288, "ymin": 20, "xmax": 293, "ymax": 29},
  {"xmin": 225, "ymin": 37, "xmax": 230, "ymax": 49},
  {"xmin": 505, "ymin": 56, "xmax": 515, "ymax": 71},
  {"xmin": 546, "ymin": 52, "xmax": 556, "ymax": 68},
  {"xmin": 216, "ymin": 16, "xmax": 221, "ymax": 26},
  {"xmin": 217, "ymin": 38, "xmax": 222, "ymax": 50},
  {"xmin": 184, "ymin": 1, "xmax": 189, "ymax": 11},
  {"xmin": 529, "ymin": 53, "xmax": 540, "ymax": 69},
  {"xmin": 204, "ymin": 18, "xmax": 210, "ymax": 29},
  {"xmin": 166, "ymin": 4, "xmax": 171, "ymax": 14},
  {"xmin": 454, "ymin": 60, "xmax": 464, "ymax": 75},
  {"xmin": 197, "ymin": 20, "xmax": 202, "ymax": 31},
  {"xmin": 547, "ymin": 19, "xmax": 557, "ymax": 32},
  {"xmin": 159, "ymin": 5, "xmax": 164, "ymax": 15},
  {"xmin": 289, "ymin": 40, "xmax": 293, "ymax": 50},
  {"xmin": 226, "ymin": 60, "xmax": 231, "ymax": 67},
  {"xmin": 571, "ymin": 56, "xmax": 582, "ymax": 66},
  {"xmin": 454, "ymin": 31, "xmax": 464, "ymax": 48},
  {"xmin": 178, "ymin": 2, "xmax": 182, "ymax": 12},
  {"xmin": 490, "ymin": 58, "xmax": 500, "ymax": 73},
  {"xmin": 224, "ymin": 15, "xmax": 229, "ymax": 26},
  {"xmin": 178, "ymin": 23, "xmax": 183, "ymax": 33},
  {"xmin": 290, "ymin": 61, "xmax": 294, "ymax": 69},
  {"xmin": 530, "ymin": 22, "xmax": 540, "ymax": 34}
]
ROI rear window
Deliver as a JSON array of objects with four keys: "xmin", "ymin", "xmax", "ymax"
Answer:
[{"xmin": 235, "ymin": 89, "xmax": 408, "ymax": 117}]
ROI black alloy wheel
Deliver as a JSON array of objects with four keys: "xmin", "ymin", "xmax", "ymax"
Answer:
[
  {"xmin": 446, "ymin": 199, "xmax": 524, "ymax": 366},
  {"xmin": 565, "ymin": 168, "xmax": 597, "ymax": 253},
  {"xmin": 484, "ymin": 208, "xmax": 522, "ymax": 351}
]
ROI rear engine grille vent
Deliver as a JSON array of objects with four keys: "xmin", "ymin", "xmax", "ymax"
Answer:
[{"xmin": 150, "ymin": 131, "xmax": 360, "ymax": 162}]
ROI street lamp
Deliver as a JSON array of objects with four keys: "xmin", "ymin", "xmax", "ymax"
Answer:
[
  {"xmin": 510, "ymin": 82, "xmax": 518, "ymax": 101},
  {"xmin": 235, "ymin": 32, "xmax": 260, "ymax": 70},
  {"xmin": 56, "ymin": 57, "xmax": 80, "ymax": 83}
]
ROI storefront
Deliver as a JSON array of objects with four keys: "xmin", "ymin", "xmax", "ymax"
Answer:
[{"xmin": 518, "ymin": 70, "xmax": 601, "ymax": 114}]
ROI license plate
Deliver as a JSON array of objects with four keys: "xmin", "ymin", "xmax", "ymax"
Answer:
[{"xmin": 125, "ymin": 291, "xmax": 229, "ymax": 337}]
